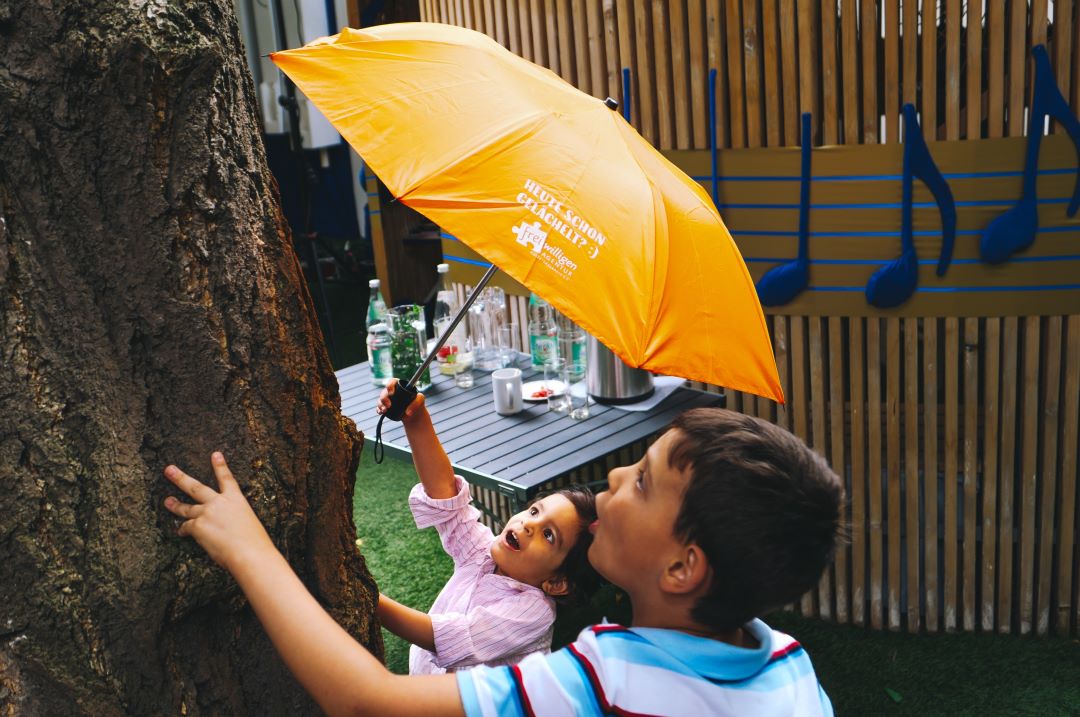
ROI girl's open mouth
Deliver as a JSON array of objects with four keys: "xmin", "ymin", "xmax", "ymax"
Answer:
[{"xmin": 505, "ymin": 530, "xmax": 521, "ymax": 550}]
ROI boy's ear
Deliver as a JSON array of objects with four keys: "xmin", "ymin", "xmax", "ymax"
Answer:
[
  {"xmin": 541, "ymin": 575, "xmax": 569, "ymax": 597},
  {"xmin": 660, "ymin": 543, "xmax": 712, "ymax": 596}
]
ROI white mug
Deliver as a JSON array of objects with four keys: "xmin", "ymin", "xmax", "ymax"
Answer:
[{"xmin": 491, "ymin": 368, "xmax": 523, "ymax": 415}]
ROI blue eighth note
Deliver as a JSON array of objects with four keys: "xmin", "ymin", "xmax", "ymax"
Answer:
[
  {"xmin": 866, "ymin": 104, "xmax": 957, "ymax": 309},
  {"xmin": 756, "ymin": 112, "xmax": 814, "ymax": 306},
  {"xmin": 980, "ymin": 44, "xmax": 1080, "ymax": 264}
]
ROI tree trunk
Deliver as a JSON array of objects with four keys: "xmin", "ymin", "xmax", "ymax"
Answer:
[{"xmin": 0, "ymin": 2, "xmax": 382, "ymax": 714}]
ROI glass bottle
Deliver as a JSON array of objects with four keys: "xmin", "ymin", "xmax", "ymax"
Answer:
[
  {"xmin": 389, "ymin": 305, "xmax": 432, "ymax": 391},
  {"xmin": 366, "ymin": 321, "xmax": 393, "ymax": 386},
  {"xmin": 556, "ymin": 311, "xmax": 587, "ymax": 382},
  {"xmin": 528, "ymin": 292, "xmax": 559, "ymax": 370},
  {"xmin": 365, "ymin": 278, "xmax": 387, "ymax": 329}
]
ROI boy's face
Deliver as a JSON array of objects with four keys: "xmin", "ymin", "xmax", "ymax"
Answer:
[
  {"xmin": 490, "ymin": 493, "xmax": 581, "ymax": 593},
  {"xmin": 589, "ymin": 429, "xmax": 690, "ymax": 596}
]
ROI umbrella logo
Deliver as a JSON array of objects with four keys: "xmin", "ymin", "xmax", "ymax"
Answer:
[{"xmin": 512, "ymin": 219, "xmax": 549, "ymax": 255}]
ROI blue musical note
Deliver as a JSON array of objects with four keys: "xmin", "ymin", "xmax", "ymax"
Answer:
[
  {"xmin": 865, "ymin": 104, "xmax": 957, "ymax": 309},
  {"xmin": 756, "ymin": 113, "xmax": 814, "ymax": 306},
  {"xmin": 980, "ymin": 44, "xmax": 1080, "ymax": 264}
]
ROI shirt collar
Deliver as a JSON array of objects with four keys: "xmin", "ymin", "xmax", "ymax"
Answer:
[{"xmin": 628, "ymin": 618, "xmax": 774, "ymax": 681}]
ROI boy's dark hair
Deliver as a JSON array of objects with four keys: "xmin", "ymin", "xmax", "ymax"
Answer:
[
  {"xmin": 667, "ymin": 408, "xmax": 845, "ymax": 632},
  {"xmin": 528, "ymin": 486, "xmax": 603, "ymax": 607}
]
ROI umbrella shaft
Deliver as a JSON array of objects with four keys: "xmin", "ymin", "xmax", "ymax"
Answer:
[{"xmin": 406, "ymin": 263, "xmax": 500, "ymax": 388}]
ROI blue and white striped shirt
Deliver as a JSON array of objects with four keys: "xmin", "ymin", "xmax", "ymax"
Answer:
[{"xmin": 456, "ymin": 619, "xmax": 834, "ymax": 717}]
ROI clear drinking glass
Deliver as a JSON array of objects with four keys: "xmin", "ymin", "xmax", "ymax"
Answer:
[
  {"xmin": 567, "ymin": 380, "xmax": 590, "ymax": 420},
  {"xmin": 498, "ymin": 322, "xmax": 519, "ymax": 368},
  {"xmin": 544, "ymin": 358, "xmax": 571, "ymax": 414}
]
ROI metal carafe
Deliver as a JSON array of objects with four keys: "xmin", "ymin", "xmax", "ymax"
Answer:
[{"xmin": 586, "ymin": 335, "xmax": 654, "ymax": 404}]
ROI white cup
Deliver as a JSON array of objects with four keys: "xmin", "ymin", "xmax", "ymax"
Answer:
[{"xmin": 491, "ymin": 368, "xmax": 524, "ymax": 415}]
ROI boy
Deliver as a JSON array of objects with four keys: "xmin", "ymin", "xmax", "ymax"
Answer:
[{"xmin": 163, "ymin": 407, "xmax": 843, "ymax": 716}]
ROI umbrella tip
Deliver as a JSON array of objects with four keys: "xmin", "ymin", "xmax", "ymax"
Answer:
[{"xmin": 604, "ymin": 97, "xmax": 619, "ymax": 111}]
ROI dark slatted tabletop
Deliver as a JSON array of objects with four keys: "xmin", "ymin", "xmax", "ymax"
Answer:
[{"xmin": 336, "ymin": 358, "xmax": 724, "ymax": 507}]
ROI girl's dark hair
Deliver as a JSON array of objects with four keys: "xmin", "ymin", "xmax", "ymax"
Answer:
[
  {"xmin": 528, "ymin": 486, "xmax": 603, "ymax": 607},
  {"xmin": 667, "ymin": 408, "xmax": 845, "ymax": 633}
]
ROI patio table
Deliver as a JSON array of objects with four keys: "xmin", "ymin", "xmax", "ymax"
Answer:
[{"xmin": 336, "ymin": 357, "xmax": 724, "ymax": 515}]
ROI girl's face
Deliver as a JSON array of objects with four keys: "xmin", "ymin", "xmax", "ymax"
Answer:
[{"xmin": 490, "ymin": 493, "xmax": 581, "ymax": 595}]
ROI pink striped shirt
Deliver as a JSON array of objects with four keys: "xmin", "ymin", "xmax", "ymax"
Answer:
[{"xmin": 407, "ymin": 476, "xmax": 556, "ymax": 676}]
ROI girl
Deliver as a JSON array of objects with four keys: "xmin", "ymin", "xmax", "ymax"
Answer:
[{"xmin": 375, "ymin": 380, "xmax": 600, "ymax": 674}]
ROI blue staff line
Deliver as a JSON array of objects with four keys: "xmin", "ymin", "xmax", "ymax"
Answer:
[
  {"xmin": 734, "ymin": 225, "xmax": 1078, "ymax": 238},
  {"xmin": 718, "ymin": 197, "xmax": 1072, "ymax": 210},
  {"xmin": 807, "ymin": 283, "xmax": 1080, "ymax": 292},
  {"xmin": 692, "ymin": 167, "xmax": 1077, "ymax": 182},
  {"xmin": 747, "ymin": 254, "xmax": 1080, "ymax": 265}
]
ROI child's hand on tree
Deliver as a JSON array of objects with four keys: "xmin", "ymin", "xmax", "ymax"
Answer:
[{"xmin": 163, "ymin": 452, "xmax": 274, "ymax": 571}]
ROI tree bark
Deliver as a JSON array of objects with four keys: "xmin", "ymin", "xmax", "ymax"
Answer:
[{"xmin": 0, "ymin": 2, "xmax": 382, "ymax": 714}]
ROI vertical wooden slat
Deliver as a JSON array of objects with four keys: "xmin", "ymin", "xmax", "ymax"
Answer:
[
  {"xmin": 904, "ymin": 318, "xmax": 920, "ymax": 632},
  {"xmin": 1058, "ymin": 317, "xmax": 1080, "ymax": 635},
  {"xmin": 810, "ymin": 318, "xmax": 832, "ymax": 619},
  {"xmin": 796, "ymin": 0, "xmax": 818, "ymax": 124},
  {"xmin": 779, "ymin": 0, "xmax": 799, "ymax": 144},
  {"xmin": 1029, "ymin": 0, "xmax": 1048, "ymax": 51},
  {"xmin": 851, "ymin": 317, "xmax": 867, "ymax": 626},
  {"xmin": 924, "ymin": 319, "xmax": 940, "ymax": 632},
  {"xmin": 462, "ymin": 0, "xmax": 474, "ymax": 28},
  {"xmin": 1037, "ymin": 317, "xmax": 1062, "ymax": 635},
  {"xmin": 688, "ymin": 0, "xmax": 708, "ymax": 148},
  {"xmin": 518, "ymin": 0, "xmax": 535, "ymax": 60},
  {"xmin": 602, "ymin": 0, "xmax": 621, "ymax": 105},
  {"xmin": 571, "ymin": 0, "xmax": 590, "ymax": 92},
  {"xmin": 556, "ymin": 0, "xmax": 574, "ymax": 82},
  {"xmin": 965, "ymin": 0, "xmax": 983, "ymax": 139},
  {"xmin": 774, "ymin": 315, "xmax": 791, "ymax": 432},
  {"xmin": 886, "ymin": 318, "xmax": 901, "ymax": 630},
  {"xmin": 883, "ymin": 0, "xmax": 899, "ymax": 142},
  {"xmin": 982, "ymin": 318, "xmax": 1002, "ymax": 631},
  {"xmin": 1006, "ymin": 0, "xmax": 1027, "ymax": 138},
  {"xmin": 1019, "ymin": 317, "xmax": 1041, "ymax": 635},
  {"xmin": 493, "ymin": 0, "xmax": 509, "ymax": 48},
  {"xmin": 944, "ymin": 0, "xmax": 961, "ymax": 139},
  {"xmin": 484, "ymin": 0, "xmax": 498, "ymax": 38},
  {"xmin": 725, "ymin": 0, "xmax": 747, "ymax": 147},
  {"xmin": 634, "ymin": 0, "xmax": 657, "ymax": 144},
  {"xmin": 962, "ymin": 318, "xmax": 979, "ymax": 631},
  {"xmin": 922, "ymin": 0, "xmax": 938, "ymax": 139},
  {"xmin": 505, "ymin": 0, "xmax": 522, "ymax": 55},
  {"xmin": 829, "ymin": 316, "xmax": 848, "ymax": 623},
  {"xmin": 839, "ymin": 0, "xmax": 859, "ymax": 143},
  {"xmin": 529, "ymin": 0, "xmax": 546, "ymax": 65},
  {"xmin": 706, "ymin": 0, "xmax": 727, "ymax": 147},
  {"xmin": 860, "ymin": 0, "xmax": 878, "ymax": 142},
  {"xmin": 668, "ymin": 0, "xmax": 692, "ymax": 148},
  {"xmin": 902, "ymin": 0, "xmax": 918, "ymax": 110},
  {"xmin": 651, "ymin": 0, "xmax": 675, "ymax": 147},
  {"xmin": 944, "ymin": 317, "xmax": 959, "ymax": 631},
  {"xmin": 586, "ymin": 0, "xmax": 605, "ymax": 95},
  {"xmin": 790, "ymin": 316, "xmax": 814, "ymax": 615},
  {"xmin": 998, "ymin": 317, "xmax": 1020, "ymax": 633},
  {"xmin": 868, "ymin": 318, "xmax": 884, "ymax": 629},
  {"xmin": 543, "ymin": 0, "xmax": 559, "ymax": 73},
  {"xmin": 1054, "ymin": 1, "xmax": 1075, "ymax": 135},
  {"xmin": 760, "ymin": 0, "xmax": 782, "ymax": 147},
  {"xmin": 986, "ymin": 0, "xmax": 1005, "ymax": 138},
  {"xmin": 819, "ymin": 0, "xmax": 839, "ymax": 144},
  {"xmin": 742, "ymin": 0, "xmax": 764, "ymax": 148}
]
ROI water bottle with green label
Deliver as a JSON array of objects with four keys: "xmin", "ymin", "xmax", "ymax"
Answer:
[{"xmin": 528, "ymin": 293, "xmax": 559, "ymax": 369}]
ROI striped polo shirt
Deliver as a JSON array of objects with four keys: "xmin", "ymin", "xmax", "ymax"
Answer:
[{"xmin": 456, "ymin": 619, "xmax": 834, "ymax": 716}]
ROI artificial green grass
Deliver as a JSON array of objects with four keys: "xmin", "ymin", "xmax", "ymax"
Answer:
[{"xmin": 353, "ymin": 447, "xmax": 1080, "ymax": 714}]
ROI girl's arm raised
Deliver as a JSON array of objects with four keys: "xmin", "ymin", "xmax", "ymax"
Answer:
[
  {"xmin": 163, "ymin": 453, "xmax": 464, "ymax": 717},
  {"xmin": 377, "ymin": 380, "xmax": 456, "ymax": 499}
]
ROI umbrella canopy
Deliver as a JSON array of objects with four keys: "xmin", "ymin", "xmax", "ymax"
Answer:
[{"xmin": 272, "ymin": 23, "xmax": 782, "ymax": 402}]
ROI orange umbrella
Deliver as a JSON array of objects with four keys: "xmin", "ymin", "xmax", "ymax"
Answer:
[{"xmin": 271, "ymin": 22, "xmax": 782, "ymax": 403}]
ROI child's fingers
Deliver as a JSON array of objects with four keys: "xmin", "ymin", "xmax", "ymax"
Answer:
[
  {"xmin": 164, "ymin": 465, "xmax": 218, "ymax": 504},
  {"xmin": 210, "ymin": 452, "xmax": 239, "ymax": 493},
  {"xmin": 176, "ymin": 519, "xmax": 197, "ymax": 538},
  {"xmin": 163, "ymin": 495, "xmax": 202, "ymax": 519},
  {"xmin": 403, "ymin": 392, "xmax": 425, "ymax": 418}
]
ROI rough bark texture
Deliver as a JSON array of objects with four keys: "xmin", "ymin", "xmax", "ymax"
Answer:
[{"xmin": 0, "ymin": 2, "xmax": 382, "ymax": 714}]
